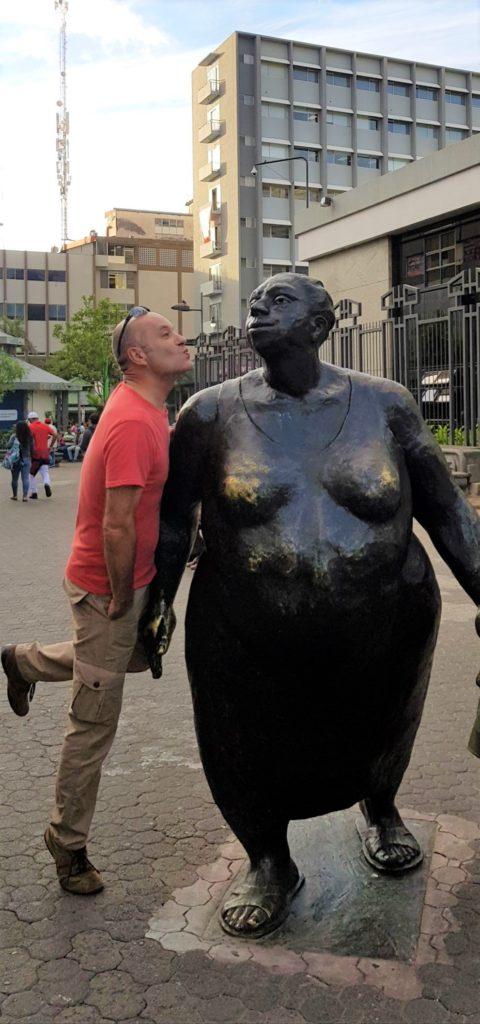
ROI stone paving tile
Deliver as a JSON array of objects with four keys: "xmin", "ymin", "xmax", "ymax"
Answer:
[{"xmin": 2, "ymin": 467, "xmax": 480, "ymax": 1023}]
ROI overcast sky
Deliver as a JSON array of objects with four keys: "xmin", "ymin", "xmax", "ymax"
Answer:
[{"xmin": 1, "ymin": 0, "xmax": 478, "ymax": 251}]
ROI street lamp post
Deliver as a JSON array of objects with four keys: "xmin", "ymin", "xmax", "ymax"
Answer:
[
  {"xmin": 171, "ymin": 295, "xmax": 205, "ymax": 336},
  {"xmin": 251, "ymin": 156, "xmax": 310, "ymax": 206}
]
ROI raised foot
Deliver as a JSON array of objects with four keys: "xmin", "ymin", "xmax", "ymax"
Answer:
[
  {"xmin": 359, "ymin": 816, "xmax": 423, "ymax": 874},
  {"xmin": 220, "ymin": 860, "xmax": 304, "ymax": 940}
]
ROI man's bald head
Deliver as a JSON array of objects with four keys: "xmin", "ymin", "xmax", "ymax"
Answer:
[{"xmin": 112, "ymin": 311, "xmax": 170, "ymax": 369}]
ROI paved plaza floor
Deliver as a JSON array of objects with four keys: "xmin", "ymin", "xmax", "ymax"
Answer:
[{"xmin": 1, "ymin": 461, "xmax": 480, "ymax": 1023}]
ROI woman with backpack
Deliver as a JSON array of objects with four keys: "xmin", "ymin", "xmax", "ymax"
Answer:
[{"xmin": 6, "ymin": 421, "xmax": 34, "ymax": 502}]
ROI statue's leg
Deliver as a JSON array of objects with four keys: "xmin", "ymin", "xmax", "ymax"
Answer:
[
  {"xmin": 359, "ymin": 788, "xmax": 422, "ymax": 873},
  {"xmin": 220, "ymin": 817, "xmax": 304, "ymax": 939}
]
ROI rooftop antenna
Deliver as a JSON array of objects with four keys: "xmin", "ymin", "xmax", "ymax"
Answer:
[{"xmin": 54, "ymin": 1, "xmax": 71, "ymax": 246}]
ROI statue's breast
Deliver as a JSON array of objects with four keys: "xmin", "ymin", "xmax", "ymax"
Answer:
[
  {"xmin": 218, "ymin": 451, "xmax": 291, "ymax": 526},
  {"xmin": 321, "ymin": 438, "xmax": 403, "ymax": 523}
]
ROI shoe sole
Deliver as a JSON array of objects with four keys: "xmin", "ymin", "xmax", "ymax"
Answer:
[
  {"xmin": 45, "ymin": 487, "xmax": 52, "ymax": 497},
  {"xmin": 1, "ymin": 647, "xmax": 30, "ymax": 717},
  {"xmin": 44, "ymin": 829, "xmax": 104, "ymax": 896}
]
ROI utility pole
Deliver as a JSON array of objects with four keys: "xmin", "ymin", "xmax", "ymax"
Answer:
[{"xmin": 54, "ymin": 1, "xmax": 71, "ymax": 246}]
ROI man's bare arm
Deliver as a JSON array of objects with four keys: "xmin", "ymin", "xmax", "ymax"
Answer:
[{"xmin": 103, "ymin": 485, "xmax": 142, "ymax": 619}]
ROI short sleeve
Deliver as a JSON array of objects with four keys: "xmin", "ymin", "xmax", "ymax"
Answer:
[{"xmin": 104, "ymin": 419, "xmax": 155, "ymax": 489}]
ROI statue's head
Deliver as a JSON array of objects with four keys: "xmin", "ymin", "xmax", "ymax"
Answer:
[{"xmin": 246, "ymin": 273, "xmax": 335, "ymax": 358}]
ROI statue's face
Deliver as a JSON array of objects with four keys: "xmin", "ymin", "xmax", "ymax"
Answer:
[{"xmin": 246, "ymin": 273, "xmax": 322, "ymax": 356}]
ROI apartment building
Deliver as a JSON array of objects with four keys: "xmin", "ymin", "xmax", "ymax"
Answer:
[
  {"xmin": 192, "ymin": 32, "xmax": 480, "ymax": 332},
  {"xmin": 0, "ymin": 209, "xmax": 197, "ymax": 355}
]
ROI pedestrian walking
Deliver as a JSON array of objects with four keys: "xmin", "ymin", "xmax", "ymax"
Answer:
[
  {"xmin": 27, "ymin": 411, "xmax": 57, "ymax": 499},
  {"xmin": 78, "ymin": 412, "xmax": 100, "ymax": 458},
  {"xmin": 1, "ymin": 307, "xmax": 191, "ymax": 895},
  {"xmin": 5, "ymin": 420, "xmax": 34, "ymax": 502}
]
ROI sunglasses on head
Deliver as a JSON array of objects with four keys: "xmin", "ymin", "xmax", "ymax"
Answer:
[{"xmin": 115, "ymin": 306, "xmax": 150, "ymax": 361}]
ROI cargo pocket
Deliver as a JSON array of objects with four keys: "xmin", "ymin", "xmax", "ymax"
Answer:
[{"xmin": 70, "ymin": 659, "xmax": 123, "ymax": 725}]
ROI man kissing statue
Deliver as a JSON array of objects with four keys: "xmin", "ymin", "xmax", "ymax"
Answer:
[{"xmin": 143, "ymin": 273, "xmax": 480, "ymax": 940}]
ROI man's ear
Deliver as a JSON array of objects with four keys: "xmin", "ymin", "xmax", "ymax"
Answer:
[{"xmin": 125, "ymin": 344, "xmax": 147, "ymax": 366}]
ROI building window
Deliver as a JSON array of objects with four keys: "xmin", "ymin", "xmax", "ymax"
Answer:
[
  {"xmin": 262, "ymin": 184, "xmax": 289, "ymax": 198},
  {"xmin": 425, "ymin": 229, "xmax": 459, "ymax": 284},
  {"xmin": 262, "ymin": 224, "xmax": 290, "ymax": 238},
  {"xmin": 472, "ymin": 95, "xmax": 480, "ymax": 107},
  {"xmin": 417, "ymin": 124, "xmax": 439, "ymax": 139},
  {"xmin": 388, "ymin": 119, "xmax": 411, "ymax": 134},
  {"xmin": 262, "ymin": 102, "xmax": 287, "ymax": 119},
  {"xmin": 294, "ymin": 107, "xmax": 319, "ymax": 122},
  {"xmin": 357, "ymin": 115, "xmax": 379, "ymax": 131},
  {"xmin": 6, "ymin": 268, "xmax": 24, "ymax": 280},
  {"xmin": 240, "ymin": 216, "xmax": 257, "ymax": 227},
  {"xmin": 294, "ymin": 146, "xmax": 320, "ymax": 162},
  {"xmin": 326, "ymin": 111, "xmax": 351, "ymax": 127},
  {"xmin": 262, "ymin": 142, "xmax": 289, "ymax": 159},
  {"xmin": 48, "ymin": 269, "xmax": 67, "ymax": 281},
  {"xmin": 357, "ymin": 154, "xmax": 380, "ymax": 168},
  {"xmin": 326, "ymin": 71, "xmax": 351, "ymax": 89},
  {"xmin": 209, "ymin": 302, "xmax": 221, "ymax": 325},
  {"xmin": 388, "ymin": 157, "xmax": 410, "ymax": 170},
  {"xmin": 154, "ymin": 218, "xmax": 184, "ymax": 235},
  {"xmin": 49, "ymin": 304, "xmax": 66, "ymax": 320},
  {"xmin": 416, "ymin": 85, "xmax": 437, "ymax": 101},
  {"xmin": 387, "ymin": 81, "xmax": 410, "ymax": 97},
  {"xmin": 445, "ymin": 90, "xmax": 466, "ymax": 106},
  {"xmin": 207, "ymin": 65, "xmax": 219, "ymax": 88},
  {"xmin": 158, "ymin": 249, "xmax": 178, "ymax": 267},
  {"xmin": 27, "ymin": 269, "xmax": 45, "ymax": 281},
  {"xmin": 241, "ymin": 257, "xmax": 257, "ymax": 268},
  {"xmin": 295, "ymin": 265, "xmax": 309, "ymax": 275},
  {"xmin": 211, "ymin": 186, "xmax": 221, "ymax": 211},
  {"xmin": 263, "ymin": 263, "xmax": 290, "ymax": 277},
  {"xmin": 446, "ymin": 127, "xmax": 467, "ymax": 142},
  {"xmin": 294, "ymin": 186, "xmax": 321, "ymax": 202},
  {"xmin": 243, "ymin": 95, "xmax": 254, "ymax": 105},
  {"xmin": 27, "ymin": 304, "xmax": 46, "ymax": 320},
  {"xmin": 240, "ymin": 175, "xmax": 256, "ymax": 186},
  {"xmin": 5, "ymin": 303, "xmax": 24, "ymax": 319},
  {"xmin": 293, "ymin": 67, "xmax": 319, "ymax": 83},
  {"xmin": 356, "ymin": 76, "xmax": 380, "ymax": 93},
  {"xmin": 181, "ymin": 249, "xmax": 193, "ymax": 268},
  {"xmin": 108, "ymin": 272, "xmax": 127, "ymax": 288},
  {"xmin": 243, "ymin": 53, "xmax": 254, "ymax": 64},
  {"xmin": 326, "ymin": 150, "xmax": 352, "ymax": 165},
  {"xmin": 261, "ymin": 60, "xmax": 287, "ymax": 79},
  {"xmin": 138, "ymin": 247, "xmax": 157, "ymax": 265}
]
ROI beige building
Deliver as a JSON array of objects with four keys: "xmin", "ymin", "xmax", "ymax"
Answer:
[
  {"xmin": 192, "ymin": 31, "xmax": 480, "ymax": 333},
  {"xmin": 296, "ymin": 133, "xmax": 480, "ymax": 322},
  {"xmin": 0, "ymin": 208, "xmax": 200, "ymax": 357}
]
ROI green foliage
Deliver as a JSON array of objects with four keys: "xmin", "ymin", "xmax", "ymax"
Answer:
[
  {"xmin": 0, "ymin": 316, "xmax": 24, "ymax": 339},
  {"xmin": 430, "ymin": 423, "xmax": 472, "ymax": 446},
  {"xmin": 0, "ymin": 352, "xmax": 25, "ymax": 401},
  {"xmin": 47, "ymin": 296, "xmax": 123, "ymax": 403}
]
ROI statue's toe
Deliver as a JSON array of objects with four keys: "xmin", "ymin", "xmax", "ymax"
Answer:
[
  {"xmin": 222, "ymin": 904, "xmax": 267, "ymax": 933},
  {"xmin": 362, "ymin": 825, "xmax": 423, "ymax": 874},
  {"xmin": 220, "ymin": 871, "xmax": 304, "ymax": 939}
]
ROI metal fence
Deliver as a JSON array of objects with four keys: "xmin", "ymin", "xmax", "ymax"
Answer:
[{"xmin": 193, "ymin": 269, "xmax": 480, "ymax": 445}]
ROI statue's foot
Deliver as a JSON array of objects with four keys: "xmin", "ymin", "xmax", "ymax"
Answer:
[
  {"xmin": 359, "ymin": 808, "xmax": 423, "ymax": 874},
  {"xmin": 220, "ymin": 860, "xmax": 304, "ymax": 940}
]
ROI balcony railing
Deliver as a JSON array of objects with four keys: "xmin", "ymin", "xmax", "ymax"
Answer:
[
  {"xmin": 200, "ymin": 238, "xmax": 222, "ymax": 259},
  {"xmin": 199, "ymin": 119, "xmax": 222, "ymax": 143},
  {"xmin": 201, "ymin": 277, "xmax": 222, "ymax": 296},
  {"xmin": 199, "ymin": 161, "xmax": 222, "ymax": 182},
  {"xmin": 198, "ymin": 79, "xmax": 221, "ymax": 104}
]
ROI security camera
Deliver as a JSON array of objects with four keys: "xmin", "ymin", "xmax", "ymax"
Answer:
[
  {"xmin": 320, "ymin": 195, "xmax": 333, "ymax": 207},
  {"xmin": 251, "ymin": 166, "xmax": 257, "ymax": 176}
]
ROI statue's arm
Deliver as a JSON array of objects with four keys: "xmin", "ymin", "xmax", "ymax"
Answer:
[
  {"xmin": 387, "ymin": 384, "xmax": 480, "ymax": 605},
  {"xmin": 142, "ymin": 387, "xmax": 219, "ymax": 675}
]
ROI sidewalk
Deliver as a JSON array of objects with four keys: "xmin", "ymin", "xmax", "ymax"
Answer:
[{"xmin": 1, "ymin": 463, "xmax": 480, "ymax": 1023}]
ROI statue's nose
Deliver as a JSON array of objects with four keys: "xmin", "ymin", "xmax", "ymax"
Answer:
[{"xmin": 250, "ymin": 298, "xmax": 269, "ymax": 315}]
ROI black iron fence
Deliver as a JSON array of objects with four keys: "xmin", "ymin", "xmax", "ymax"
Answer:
[{"xmin": 192, "ymin": 269, "xmax": 480, "ymax": 446}]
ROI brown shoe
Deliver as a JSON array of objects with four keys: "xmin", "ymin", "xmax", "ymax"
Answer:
[
  {"xmin": 1, "ymin": 645, "xmax": 35, "ymax": 717},
  {"xmin": 44, "ymin": 826, "xmax": 104, "ymax": 895}
]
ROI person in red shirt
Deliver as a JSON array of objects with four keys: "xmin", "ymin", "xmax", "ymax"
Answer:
[
  {"xmin": 2, "ymin": 307, "xmax": 191, "ymax": 894},
  {"xmin": 27, "ymin": 412, "xmax": 57, "ymax": 498}
]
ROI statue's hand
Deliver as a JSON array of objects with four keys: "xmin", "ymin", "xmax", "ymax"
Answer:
[{"xmin": 140, "ymin": 597, "xmax": 177, "ymax": 679}]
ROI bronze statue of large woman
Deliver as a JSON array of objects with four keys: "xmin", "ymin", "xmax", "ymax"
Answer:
[{"xmin": 144, "ymin": 273, "xmax": 480, "ymax": 940}]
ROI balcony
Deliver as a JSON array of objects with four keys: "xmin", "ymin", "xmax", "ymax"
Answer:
[
  {"xmin": 198, "ymin": 79, "xmax": 221, "ymax": 104},
  {"xmin": 201, "ymin": 277, "xmax": 222, "ymax": 296},
  {"xmin": 199, "ymin": 119, "xmax": 222, "ymax": 143},
  {"xmin": 200, "ymin": 238, "xmax": 222, "ymax": 259},
  {"xmin": 199, "ymin": 160, "xmax": 222, "ymax": 182}
]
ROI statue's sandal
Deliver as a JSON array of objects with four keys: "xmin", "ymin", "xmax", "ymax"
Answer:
[
  {"xmin": 360, "ymin": 824, "xmax": 423, "ymax": 873},
  {"xmin": 220, "ymin": 872, "xmax": 305, "ymax": 939}
]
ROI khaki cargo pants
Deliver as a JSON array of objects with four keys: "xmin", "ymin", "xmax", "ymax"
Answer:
[{"xmin": 15, "ymin": 578, "xmax": 149, "ymax": 850}]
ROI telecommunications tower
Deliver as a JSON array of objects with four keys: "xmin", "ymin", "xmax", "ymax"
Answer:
[{"xmin": 55, "ymin": 0, "xmax": 71, "ymax": 245}]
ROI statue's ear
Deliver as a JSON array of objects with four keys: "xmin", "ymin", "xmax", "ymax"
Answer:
[{"xmin": 311, "ymin": 310, "xmax": 334, "ymax": 344}]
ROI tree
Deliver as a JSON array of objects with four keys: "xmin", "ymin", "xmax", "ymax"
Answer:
[
  {"xmin": 0, "ymin": 352, "xmax": 25, "ymax": 402},
  {"xmin": 0, "ymin": 315, "xmax": 36, "ymax": 355},
  {"xmin": 48, "ymin": 296, "xmax": 124, "ymax": 403}
]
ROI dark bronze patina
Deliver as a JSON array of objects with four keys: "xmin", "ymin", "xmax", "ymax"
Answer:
[{"xmin": 144, "ymin": 273, "xmax": 480, "ymax": 940}]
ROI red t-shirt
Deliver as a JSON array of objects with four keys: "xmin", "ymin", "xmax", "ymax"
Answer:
[
  {"xmin": 30, "ymin": 421, "xmax": 56, "ymax": 459},
  {"xmin": 66, "ymin": 383, "xmax": 170, "ymax": 594}
]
